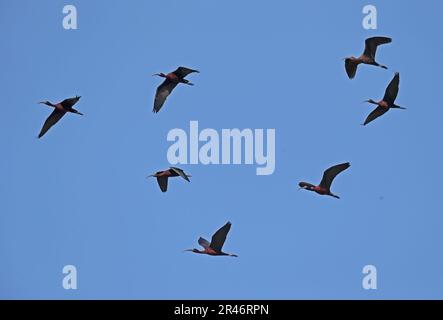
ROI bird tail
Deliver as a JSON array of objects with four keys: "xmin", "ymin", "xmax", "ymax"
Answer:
[{"xmin": 393, "ymin": 104, "xmax": 406, "ymax": 109}]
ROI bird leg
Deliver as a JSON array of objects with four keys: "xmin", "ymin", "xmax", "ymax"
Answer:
[
  {"xmin": 70, "ymin": 108, "xmax": 83, "ymax": 115},
  {"xmin": 374, "ymin": 61, "xmax": 388, "ymax": 69},
  {"xmin": 180, "ymin": 79, "xmax": 194, "ymax": 86}
]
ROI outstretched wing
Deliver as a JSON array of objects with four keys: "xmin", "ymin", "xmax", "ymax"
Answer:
[
  {"xmin": 345, "ymin": 59, "xmax": 358, "ymax": 79},
  {"xmin": 173, "ymin": 67, "xmax": 199, "ymax": 79},
  {"xmin": 60, "ymin": 96, "xmax": 80, "ymax": 109},
  {"xmin": 156, "ymin": 176, "xmax": 168, "ymax": 192},
  {"xmin": 38, "ymin": 109, "xmax": 65, "ymax": 138},
  {"xmin": 170, "ymin": 167, "xmax": 190, "ymax": 182},
  {"xmin": 319, "ymin": 163, "xmax": 350, "ymax": 190},
  {"xmin": 383, "ymin": 72, "xmax": 400, "ymax": 105},
  {"xmin": 363, "ymin": 106, "xmax": 389, "ymax": 126},
  {"xmin": 363, "ymin": 36, "xmax": 392, "ymax": 59},
  {"xmin": 210, "ymin": 222, "xmax": 232, "ymax": 252},
  {"xmin": 198, "ymin": 237, "xmax": 210, "ymax": 249},
  {"xmin": 153, "ymin": 79, "xmax": 178, "ymax": 113}
]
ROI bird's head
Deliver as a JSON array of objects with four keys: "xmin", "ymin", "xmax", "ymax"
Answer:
[
  {"xmin": 147, "ymin": 173, "xmax": 159, "ymax": 178},
  {"xmin": 364, "ymin": 99, "xmax": 377, "ymax": 104},
  {"xmin": 184, "ymin": 248, "xmax": 200, "ymax": 254},
  {"xmin": 298, "ymin": 182, "xmax": 314, "ymax": 190},
  {"xmin": 38, "ymin": 101, "xmax": 53, "ymax": 107},
  {"xmin": 153, "ymin": 73, "xmax": 167, "ymax": 78}
]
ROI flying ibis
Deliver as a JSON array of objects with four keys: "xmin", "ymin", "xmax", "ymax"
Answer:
[
  {"xmin": 345, "ymin": 37, "xmax": 392, "ymax": 79},
  {"xmin": 152, "ymin": 67, "xmax": 199, "ymax": 113},
  {"xmin": 362, "ymin": 72, "xmax": 405, "ymax": 126},
  {"xmin": 37, "ymin": 96, "xmax": 82, "ymax": 138},
  {"xmin": 299, "ymin": 162, "xmax": 351, "ymax": 199},
  {"xmin": 148, "ymin": 167, "xmax": 191, "ymax": 192},
  {"xmin": 185, "ymin": 222, "xmax": 238, "ymax": 257}
]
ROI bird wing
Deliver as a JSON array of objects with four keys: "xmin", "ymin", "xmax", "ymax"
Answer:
[
  {"xmin": 38, "ymin": 109, "xmax": 66, "ymax": 138},
  {"xmin": 383, "ymin": 72, "xmax": 400, "ymax": 105},
  {"xmin": 170, "ymin": 167, "xmax": 190, "ymax": 182},
  {"xmin": 60, "ymin": 97, "xmax": 80, "ymax": 109},
  {"xmin": 319, "ymin": 163, "xmax": 350, "ymax": 190},
  {"xmin": 363, "ymin": 106, "xmax": 389, "ymax": 126},
  {"xmin": 156, "ymin": 176, "xmax": 168, "ymax": 192},
  {"xmin": 153, "ymin": 79, "xmax": 178, "ymax": 113},
  {"xmin": 210, "ymin": 222, "xmax": 232, "ymax": 252},
  {"xmin": 198, "ymin": 237, "xmax": 210, "ymax": 249},
  {"xmin": 363, "ymin": 36, "xmax": 392, "ymax": 59},
  {"xmin": 345, "ymin": 59, "xmax": 358, "ymax": 79},
  {"xmin": 173, "ymin": 67, "xmax": 199, "ymax": 78}
]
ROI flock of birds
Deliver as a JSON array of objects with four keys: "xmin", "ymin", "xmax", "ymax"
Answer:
[{"xmin": 35, "ymin": 36, "xmax": 403, "ymax": 257}]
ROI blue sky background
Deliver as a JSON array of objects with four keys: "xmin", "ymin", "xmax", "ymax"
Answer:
[{"xmin": 1, "ymin": 0, "xmax": 442, "ymax": 299}]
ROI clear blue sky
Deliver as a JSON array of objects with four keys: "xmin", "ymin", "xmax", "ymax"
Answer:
[{"xmin": 1, "ymin": 0, "xmax": 442, "ymax": 299}]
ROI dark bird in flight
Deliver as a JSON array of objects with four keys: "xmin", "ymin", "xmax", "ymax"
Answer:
[
  {"xmin": 148, "ymin": 167, "xmax": 191, "ymax": 192},
  {"xmin": 299, "ymin": 162, "xmax": 351, "ymax": 199},
  {"xmin": 37, "ymin": 96, "xmax": 83, "ymax": 138},
  {"xmin": 152, "ymin": 67, "xmax": 199, "ymax": 113},
  {"xmin": 185, "ymin": 222, "xmax": 238, "ymax": 257},
  {"xmin": 345, "ymin": 36, "xmax": 392, "ymax": 79},
  {"xmin": 362, "ymin": 72, "xmax": 405, "ymax": 126}
]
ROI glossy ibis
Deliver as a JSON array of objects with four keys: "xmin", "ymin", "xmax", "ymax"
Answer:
[
  {"xmin": 37, "ymin": 96, "xmax": 82, "ymax": 138},
  {"xmin": 362, "ymin": 72, "xmax": 405, "ymax": 126},
  {"xmin": 152, "ymin": 67, "xmax": 199, "ymax": 113},
  {"xmin": 299, "ymin": 162, "xmax": 350, "ymax": 199},
  {"xmin": 185, "ymin": 222, "xmax": 238, "ymax": 257},
  {"xmin": 345, "ymin": 36, "xmax": 392, "ymax": 79},
  {"xmin": 148, "ymin": 167, "xmax": 191, "ymax": 192}
]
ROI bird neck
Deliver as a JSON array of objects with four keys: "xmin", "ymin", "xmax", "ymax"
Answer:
[
  {"xmin": 42, "ymin": 101, "xmax": 55, "ymax": 107},
  {"xmin": 299, "ymin": 182, "xmax": 315, "ymax": 191}
]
